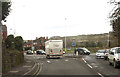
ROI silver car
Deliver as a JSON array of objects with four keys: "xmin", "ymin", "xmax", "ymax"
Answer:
[{"xmin": 96, "ymin": 49, "xmax": 105, "ymax": 59}]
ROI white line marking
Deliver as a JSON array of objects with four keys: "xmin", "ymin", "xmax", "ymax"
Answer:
[
  {"xmin": 82, "ymin": 58, "xmax": 87, "ymax": 63},
  {"xmin": 98, "ymin": 72, "xmax": 104, "ymax": 77},
  {"xmin": 87, "ymin": 64, "xmax": 93, "ymax": 68},
  {"xmin": 33, "ymin": 63, "xmax": 40, "ymax": 75},
  {"xmin": 47, "ymin": 60, "xmax": 51, "ymax": 63},
  {"xmin": 36, "ymin": 63, "xmax": 42, "ymax": 76},
  {"xmin": 9, "ymin": 71, "xmax": 18, "ymax": 73},
  {"xmin": 65, "ymin": 59, "xmax": 68, "ymax": 61},
  {"xmin": 23, "ymin": 66, "xmax": 31, "ymax": 68},
  {"xmin": 24, "ymin": 62, "xmax": 37, "ymax": 75}
]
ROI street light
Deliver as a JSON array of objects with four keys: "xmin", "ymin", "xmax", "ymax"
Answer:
[{"xmin": 65, "ymin": 18, "xmax": 67, "ymax": 52}]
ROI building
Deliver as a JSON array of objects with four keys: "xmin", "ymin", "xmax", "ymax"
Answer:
[{"xmin": 24, "ymin": 36, "xmax": 48, "ymax": 50}]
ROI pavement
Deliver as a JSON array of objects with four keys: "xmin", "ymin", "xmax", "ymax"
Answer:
[{"xmin": 3, "ymin": 55, "xmax": 36, "ymax": 76}]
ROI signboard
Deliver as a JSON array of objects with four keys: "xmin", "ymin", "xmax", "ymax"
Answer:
[
  {"xmin": 72, "ymin": 39, "xmax": 76, "ymax": 47},
  {"xmin": 32, "ymin": 46, "xmax": 34, "ymax": 51},
  {"xmin": 72, "ymin": 42, "xmax": 76, "ymax": 47}
]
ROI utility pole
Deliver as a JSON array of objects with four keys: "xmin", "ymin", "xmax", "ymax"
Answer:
[
  {"xmin": 65, "ymin": 18, "xmax": 67, "ymax": 52},
  {"xmin": 0, "ymin": 1, "xmax": 2, "ymax": 77}
]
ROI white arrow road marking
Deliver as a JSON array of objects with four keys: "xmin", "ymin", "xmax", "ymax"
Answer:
[
  {"xmin": 47, "ymin": 60, "xmax": 51, "ymax": 63},
  {"xmin": 65, "ymin": 59, "xmax": 68, "ymax": 62}
]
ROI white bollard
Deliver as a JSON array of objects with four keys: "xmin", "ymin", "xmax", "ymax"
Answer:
[{"xmin": 76, "ymin": 51, "xmax": 78, "ymax": 56}]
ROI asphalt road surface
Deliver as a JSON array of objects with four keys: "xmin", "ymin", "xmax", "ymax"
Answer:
[
  {"xmin": 24, "ymin": 54, "xmax": 102, "ymax": 77},
  {"xmin": 4, "ymin": 53, "xmax": 120, "ymax": 77},
  {"xmin": 83, "ymin": 53, "xmax": 120, "ymax": 76}
]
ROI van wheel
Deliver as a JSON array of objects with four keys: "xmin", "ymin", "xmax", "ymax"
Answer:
[{"xmin": 113, "ymin": 61, "xmax": 117, "ymax": 68}]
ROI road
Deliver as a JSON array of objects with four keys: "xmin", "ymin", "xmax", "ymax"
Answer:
[
  {"xmin": 4, "ymin": 53, "xmax": 120, "ymax": 77},
  {"xmin": 83, "ymin": 53, "xmax": 120, "ymax": 76},
  {"xmin": 25, "ymin": 54, "xmax": 98, "ymax": 76}
]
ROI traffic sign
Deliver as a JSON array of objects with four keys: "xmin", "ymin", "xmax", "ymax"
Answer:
[
  {"xmin": 32, "ymin": 47, "xmax": 34, "ymax": 50},
  {"xmin": 72, "ymin": 42, "xmax": 76, "ymax": 47},
  {"xmin": 72, "ymin": 39, "xmax": 76, "ymax": 47}
]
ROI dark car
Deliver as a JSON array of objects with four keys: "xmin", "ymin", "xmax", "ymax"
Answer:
[
  {"xmin": 26, "ymin": 50, "xmax": 33, "ymax": 55},
  {"xmin": 36, "ymin": 50, "xmax": 46, "ymax": 55},
  {"xmin": 74, "ymin": 48, "xmax": 90, "ymax": 55}
]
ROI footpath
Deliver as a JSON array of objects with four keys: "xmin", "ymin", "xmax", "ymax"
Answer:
[{"xmin": 3, "ymin": 58, "xmax": 35, "ymax": 76}]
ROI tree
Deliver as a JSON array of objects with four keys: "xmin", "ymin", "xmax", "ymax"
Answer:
[
  {"xmin": 97, "ymin": 42, "xmax": 103, "ymax": 47},
  {"xmin": 110, "ymin": 6, "xmax": 120, "ymax": 46},
  {"xmin": 5, "ymin": 35, "xmax": 15, "ymax": 49},
  {"xmin": 2, "ymin": 2, "xmax": 11, "ymax": 21},
  {"xmin": 14, "ymin": 36, "xmax": 24, "ymax": 51}
]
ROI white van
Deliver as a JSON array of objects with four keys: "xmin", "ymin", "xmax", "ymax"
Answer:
[{"xmin": 45, "ymin": 40, "xmax": 63, "ymax": 58}]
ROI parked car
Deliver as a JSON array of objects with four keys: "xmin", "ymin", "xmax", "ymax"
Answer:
[
  {"xmin": 96, "ymin": 49, "xmax": 105, "ymax": 59},
  {"xmin": 36, "ymin": 50, "xmax": 46, "ymax": 55},
  {"xmin": 104, "ymin": 49, "xmax": 110, "ymax": 60},
  {"xmin": 26, "ymin": 50, "xmax": 33, "ymax": 55},
  {"xmin": 108, "ymin": 47, "xmax": 120, "ymax": 68},
  {"xmin": 67, "ymin": 48, "xmax": 71, "ymax": 51},
  {"xmin": 74, "ymin": 48, "xmax": 90, "ymax": 55}
]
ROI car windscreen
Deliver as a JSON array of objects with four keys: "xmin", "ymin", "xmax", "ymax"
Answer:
[
  {"xmin": 117, "ymin": 48, "xmax": 120, "ymax": 53},
  {"xmin": 98, "ymin": 50, "xmax": 105, "ymax": 53}
]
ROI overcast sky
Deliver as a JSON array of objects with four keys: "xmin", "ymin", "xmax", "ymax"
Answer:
[{"xmin": 5, "ymin": 0, "xmax": 113, "ymax": 40}]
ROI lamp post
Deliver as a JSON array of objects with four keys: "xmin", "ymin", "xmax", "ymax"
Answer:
[{"xmin": 65, "ymin": 18, "xmax": 67, "ymax": 52}]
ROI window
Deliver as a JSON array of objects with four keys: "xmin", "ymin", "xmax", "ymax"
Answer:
[{"xmin": 117, "ymin": 48, "xmax": 120, "ymax": 53}]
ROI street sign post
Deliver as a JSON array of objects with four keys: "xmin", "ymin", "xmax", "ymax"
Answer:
[
  {"xmin": 72, "ymin": 39, "xmax": 76, "ymax": 47},
  {"xmin": 72, "ymin": 42, "xmax": 76, "ymax": 47},
  {"xmin": 32, "ymin": 46, "xmax": 34, "ymax": 51}
]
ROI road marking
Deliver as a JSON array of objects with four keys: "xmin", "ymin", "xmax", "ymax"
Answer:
[
  {"xmin": 24, "ymin": 62, "xmax": 37, "ymax": 75},
  {"xmin": 82, "ymin": 58, "xmax": 87, "ymax": 63},
  {"xmin": 33, "ymin": 63, "xmax": 40, "ymax": 75},
  {"xmin": 47, "ymin": 60, "xmax": 51, "ymax": 63},
  {"xmin": 23, "ymin": 66, "xmax": 32, "ymax": 68},
  {"xmin": 36, "ymin": 63, "xmax": 43, "ymax": 76},
  {"xmin": 65, "ymin": 59, "xmax": 68, "ymax": 61},
  {"xmin": 87, "ymin": 64, "xmax": 93, "ymax": 68},
  {"xmin": 82, "ymin": 58, "xmax": 93, "ymax": 68},
  {"xmin": 98, "ymin": 72, "xmax": 104, "ymax": 77},
  {"xmin": 9, "ymin": 71, "xmax": 18, "ymax": 73}
]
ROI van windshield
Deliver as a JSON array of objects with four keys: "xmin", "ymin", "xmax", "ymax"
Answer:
[{"xmin": 117, "ymin": 48, "xmax": 120, "ymax": 53}]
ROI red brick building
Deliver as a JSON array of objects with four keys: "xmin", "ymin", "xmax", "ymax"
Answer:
[{"xmin": 24, "ymin": 37, "xmax": 48, "ymax": 50}]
